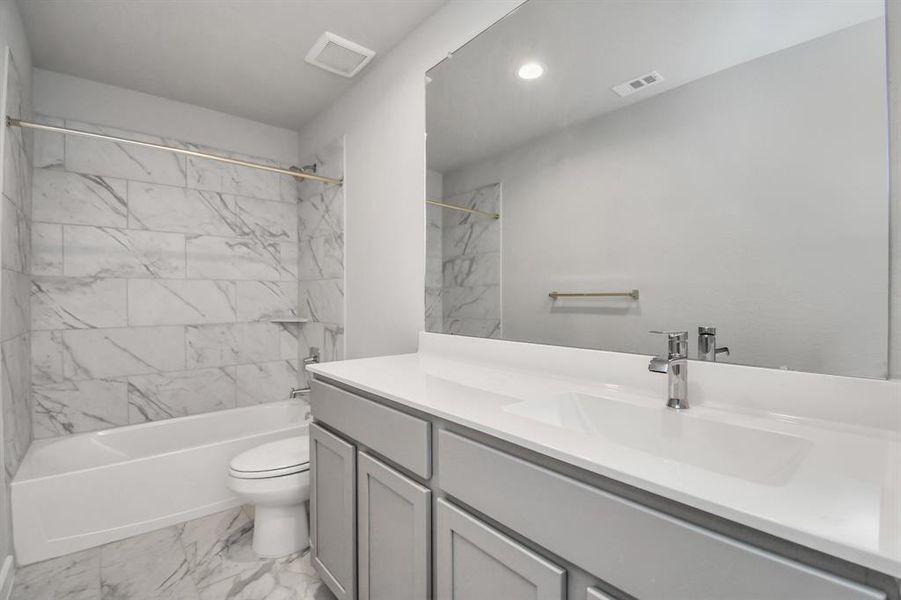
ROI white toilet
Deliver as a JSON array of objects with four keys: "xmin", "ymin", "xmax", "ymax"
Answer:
[{"xmin": 227, "ymin": 435, "xmax": 311, "ymax": 558}]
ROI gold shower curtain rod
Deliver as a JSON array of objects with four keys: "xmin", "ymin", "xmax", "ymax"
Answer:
[
  {"xmin": 426, "ymin": 199, "xmax": 499, "ymax": 220},
  {"xmin": 6, "ymin": 117, "xmax": 343, "ymax": 186}
]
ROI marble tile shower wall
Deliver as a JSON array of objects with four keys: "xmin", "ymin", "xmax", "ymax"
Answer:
[
  {"xmin": 0, "ymin": 49, "xmax": 32, "ymax": 562},
  {"xmin": 424, "ymin": 204, "xmax": 443, "ymax": 333},
  {"xmin": 296, "ymin": 139, "xmax": 344, "ymax": 374},
  {"xmin": 440, "ymin": 183, "xmax": 501, "ymax": 338},
  {"xmin": 29, "ymin": 116, "xmax": 306, "ymax": 439}
]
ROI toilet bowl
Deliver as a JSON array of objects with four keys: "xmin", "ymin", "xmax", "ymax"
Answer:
[{"xmin": 227, "ymin": 435, "xmax": 310, "ymax": 558}]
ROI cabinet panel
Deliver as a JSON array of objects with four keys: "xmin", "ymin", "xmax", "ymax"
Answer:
[
  {"xmin": 310, "ymin": 423, "xmax": 356, "ymax": 600},
  {"xmin": 312, "ymin": 380, "xmax": 431, "ymax": 479},
  {"xmin": 439, "ymin": 430, "xmax": 885, "ymax": 600},
  {"xmin": 586, "ymin": 587, "xmax": 615, "ymax": 600},
  {"xmin": 436, "ymin": 499, "xmax": 565, "ymax": 600},
  {"xmin": 358, "ymin": 452, "xmax": 431, "ymax": 600}
]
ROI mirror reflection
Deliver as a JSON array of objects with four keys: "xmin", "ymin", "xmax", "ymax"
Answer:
[{"xmin": 425, "ymin": 0, "xmax": 889, "ymax": 378}]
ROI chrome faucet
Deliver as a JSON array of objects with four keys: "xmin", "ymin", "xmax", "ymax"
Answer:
[
  {"xmin": 648, "ymin": 331, "xmax": 689, "ymax": 410},
  {"xmin": 697, "ymin": 326, "xmax": 729, "ymax": 362},
  {"xmin": 290, "ymin": 347, "xmax": 321, "ymax": 399},
  {"xmin": 303, "ymin": 347, "xmax": 320, "ymax": 367}
]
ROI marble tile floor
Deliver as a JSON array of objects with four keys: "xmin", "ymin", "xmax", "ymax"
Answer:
[{"xmin": 11, "ymin": 506, "xmax": 335, "ymax": 600}]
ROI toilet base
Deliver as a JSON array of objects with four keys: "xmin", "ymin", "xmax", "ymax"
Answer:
[{"xmin": 252, "ymin": 502, "xmax": 309, "ymax": 558}]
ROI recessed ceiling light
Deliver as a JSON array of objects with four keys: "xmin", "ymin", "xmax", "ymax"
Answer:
[{"xmin": 516, "ymin": 62, "xmax": 545, "ymax": 80}]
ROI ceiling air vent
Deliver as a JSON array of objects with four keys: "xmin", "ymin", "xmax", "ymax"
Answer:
[
  {"xmin": 611, "ymin": 71, "xmax": 664, "ymax": 97},
  {"xmin": 305, "ymin": 32, "xmax": 375, "ymax": 78}
]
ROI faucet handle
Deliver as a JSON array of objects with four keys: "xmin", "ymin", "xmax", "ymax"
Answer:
[
  {"xmin": 650, "ymin": 330, "xmax": 689, "ymax": 359},
  {"xmin": 650, "ymin": 330, "xmax": 688, "ymax": 341},
  {"xmin": 303, "ymin": 347, "xmax": 320, "ymax": 366}
]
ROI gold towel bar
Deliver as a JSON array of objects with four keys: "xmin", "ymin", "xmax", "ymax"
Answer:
[{"xmin": 549, "ymin": 290, "xmax": 640, "ymax": 300}]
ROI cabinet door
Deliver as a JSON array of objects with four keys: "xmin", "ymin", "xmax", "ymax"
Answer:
[
  {"xmin": 436, "ymin": 499, "xmax": 565, "ymax": 600},
  {"xmin": 358, "ymin": 452, "xmax": 431, "ymax": 600},
  {"xmin": 310, "ymin": 423, "xmax": 356, "ymax": 600},
  {"xmin": 586, "ymin": 587, "xmax": 615, "ymax": 600}
]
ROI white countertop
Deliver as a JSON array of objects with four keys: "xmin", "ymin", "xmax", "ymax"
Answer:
[{"xmin": 308, "ymin": 333, "xmax": 901, "ymax": 577}]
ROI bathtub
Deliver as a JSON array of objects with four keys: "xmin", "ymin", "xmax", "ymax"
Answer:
[{"xmin": 12, "ymin": 400, "xmax": 309, "ymax": 565}]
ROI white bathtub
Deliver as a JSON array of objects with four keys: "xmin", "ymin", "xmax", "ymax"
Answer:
[{"xmin": 12, "ymin": 400, "xmax": 309, "ymax": 565}]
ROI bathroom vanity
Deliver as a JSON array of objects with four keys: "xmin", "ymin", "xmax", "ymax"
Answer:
[{"xmin": 307, "ymin": 334, "xmax": 901, "ymax": 600}]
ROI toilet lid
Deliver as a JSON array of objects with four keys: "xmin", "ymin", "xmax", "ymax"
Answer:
[{"xmin": 230, "ymin": 436, "xmax": 309, "ymax": 476}]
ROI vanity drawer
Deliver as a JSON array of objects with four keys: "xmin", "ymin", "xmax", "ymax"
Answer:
[
  {"xmin": 438, "ymin": 430, "xmax": 884, "ymax": 600},
  {"xmin": 311, "ymin": 380, "xmax": 431, "ymax": 479}
]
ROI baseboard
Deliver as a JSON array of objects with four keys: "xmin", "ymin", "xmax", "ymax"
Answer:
[{"xmin": 0, "ymin": 555, "xmax": 13, "ymax": 600}]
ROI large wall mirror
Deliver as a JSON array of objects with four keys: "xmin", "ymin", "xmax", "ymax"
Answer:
[{"xmin": 424, "ymin": 0, "xmax": 890, "ymax": 378}]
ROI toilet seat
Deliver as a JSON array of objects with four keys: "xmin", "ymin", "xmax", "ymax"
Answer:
[
  {"xmin": 229, "ymin": 463, "xmax": 309, "ymax": 479},
  {"xmin": 229, "ymin": 436, "xmax": 310, "ymax": 480}
]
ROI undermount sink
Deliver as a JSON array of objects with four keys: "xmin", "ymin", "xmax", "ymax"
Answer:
[{"xmin": 504, "ymin": 392, "xmax": 809, "ymax": 485}]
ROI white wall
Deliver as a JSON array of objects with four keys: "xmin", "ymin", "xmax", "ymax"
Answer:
[
  {"xmin": 33, "ymin": 69, "xmax": 299, "ymax": 164},
  {"xmin": 889, "ymin": 0, "xmax": 901, "ymax": 379},
  {"xmin": 443, "ymin": 20, "xmax": 888, "ymax": 378},
  {"xmin": 297, "ymin": 0, "xmax": 523, "ymax": 359},
  {"xmin": 0, "ymin": 2, "xmax": 30, "ymax": 98}
]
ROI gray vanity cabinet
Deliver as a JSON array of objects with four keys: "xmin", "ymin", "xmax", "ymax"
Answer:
[
  {"xmin": 358, "ymin": 451, "xmax": 431, "ymax": 600},
  {"xmin": 435, "ymin": 498, "xmax": 566, "ymax": 600},
  {"xmin": 311, "ymin": 379, "xmax": 898, "ymax": 600},
  {"xmin": 310, "ymin": 423, "xmax": 356, "ymax": 600},
  {"xmin": 438, "ymin": 429, "xmax": 887, "ymax": 600}
]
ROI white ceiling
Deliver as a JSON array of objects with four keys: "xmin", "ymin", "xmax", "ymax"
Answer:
[
  {"xmin": 426, "ymin": 0, "xmax": 885, "ymax": 173},
  {"xmin": 17, "ymin": 0, "xmax": 446, "ymax": 131}
]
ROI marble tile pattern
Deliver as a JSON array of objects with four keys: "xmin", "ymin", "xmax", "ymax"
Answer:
[
  {"xmin": 296, "ymin": 139, "xmax": 344, "ymax": 382},
  {"xmin": 0, "ymin": 49, "xmax": 33, "ymax": 566},
  {"xmin": 33, "ymin": 378, "xmax": 128, "ymax": 438},
  {"xmin": 1, "ymin": 50, "xmax": 33, "ymax": 493},
  {"xmin": 437, "ymin": 184, "xmax": 502, "ymax": 338},
  {"xmin": 425, "ymin": 204, "xmax": 443, "ymax": 333},
  {"xmin": 29, "ymin": 115, "xmax": 309, "ymax": 439},
  {"xmin": 11, "ymin": 506, "xmax": 335, "ymax": 600}
]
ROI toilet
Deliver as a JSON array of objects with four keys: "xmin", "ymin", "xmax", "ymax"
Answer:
[{"xmin": 227, "ymin": 435, "xmax": 311, "ymax": 558}]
